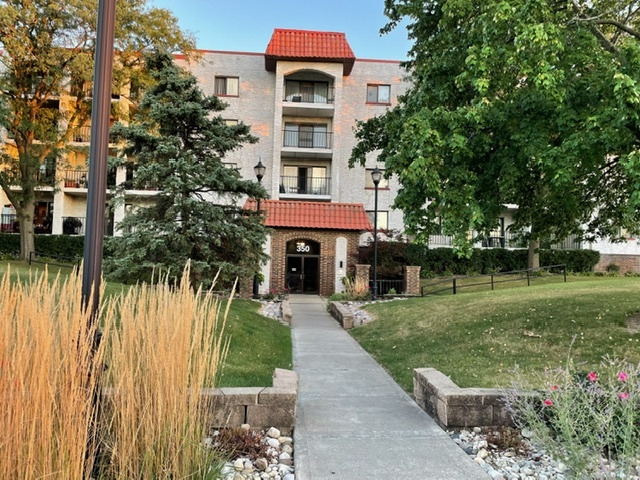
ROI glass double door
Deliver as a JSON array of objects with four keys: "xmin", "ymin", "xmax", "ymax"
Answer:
[{"xmin": 286, "ymin": 255, "xmax": 319, "ymax": 294}]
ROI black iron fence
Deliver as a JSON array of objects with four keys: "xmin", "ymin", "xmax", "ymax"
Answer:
[
  {"xmin": 369, "ymin": 278, "xmax": 405, "ymax": 296},
  {"xmin": 421, "ymin": 264, "xmax": 567, "ymax": 297},
  {"xmin": 279, "ymin": 175, "xmax": 331, "ymax": 195},
  {"xmin": 29, "ymin": 251, "xmax": 81, "ymax": 271}
]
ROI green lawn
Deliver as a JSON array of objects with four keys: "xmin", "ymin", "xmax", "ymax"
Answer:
[
  {"xmin": 217, "ymin": 299, "xmax": 292, "ymax": 387},
  {"xmin": 0, "ymin": 260, "xmax": 292, "ymax": 387},
  {"xmin": 352, "ymin": 277, "xmax": 640, "ymax": 391}
]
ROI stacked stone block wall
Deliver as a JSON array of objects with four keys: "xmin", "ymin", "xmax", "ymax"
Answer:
[{"xmin": 413, "ymin": 368, "xmax": 518, "ymax": 428}]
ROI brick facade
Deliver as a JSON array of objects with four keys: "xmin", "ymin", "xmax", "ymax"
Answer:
[
  {"xmin": 270, "ymin": 228, "xmax": 361, "ymax": 296},
  {"xmin": 404, "ymin": 266, "xmax": 422, "ymax": 296},
  {"xmin": 595, "ymin": 254, "xmax": 640, "ymax": 274}
]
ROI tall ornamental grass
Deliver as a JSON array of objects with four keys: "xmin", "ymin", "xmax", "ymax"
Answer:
[
  {"xmin": 99, "ymin": 269, "xmax": 229, "ymax": 479},
  {"xmin": 0, "ymin": 267, "xmax": 108, "ymax": 478},
  {"xmin": 0, "ymin": 264, "xmax": 229, "ymax": 479}
]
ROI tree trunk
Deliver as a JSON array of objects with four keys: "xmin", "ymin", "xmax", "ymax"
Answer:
[
  {"xmin": 528, "ymin": 238, "xmax": 540, "ymax": 270},
  {"xmin": 18, "ymin": 196, "xmax": 36, "ymax": 261}
]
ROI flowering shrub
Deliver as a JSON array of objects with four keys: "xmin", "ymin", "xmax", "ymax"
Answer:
[
  {"xmin": 506, "ymin": 356, "xmax": 640, "ymax": 477},
  {"xmin": 263, "ymin": 287, "xmax": 288, "ymax": 301}
]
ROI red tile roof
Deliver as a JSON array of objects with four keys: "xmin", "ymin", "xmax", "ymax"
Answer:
[
  {"xmin": 265, "ymin": 29, "xmax": 356, "ymax": 75},
  {"xmin": 246, "ymin": 200, "xmax": 372, "ymax": 231}
]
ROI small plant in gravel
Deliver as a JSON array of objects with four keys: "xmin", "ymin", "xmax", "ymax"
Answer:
[
  {"xmin": 484, "ymin": 426, "xmax": 526, "ymax": 452},
  {"xmin": 213, "ymin": 428, "xmax": 269, "ymax": 460},
  {"xmin": 506, "ymin": 354, "xmax": 640, "ymax": 477}
]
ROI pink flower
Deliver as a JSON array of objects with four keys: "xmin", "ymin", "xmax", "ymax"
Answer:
[
  {"xmin": 587, "ymin": 371, "xmax": 598, "ymax": 382},
  {"xmin": 618, "ymin": 371, "xmax": 628, "ymax": 382},
  {"xmin": 619, "ymin": 392, "xmax": 629, "ymax": 400},
  {"xmin": 550, "ymin": 385, "xmax": 558, "ymax": 391},
  {"xmin": 543, "ymin": 399, "xmax": 553, "ymax": 407}
]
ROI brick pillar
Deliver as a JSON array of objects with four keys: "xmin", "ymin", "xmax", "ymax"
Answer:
[
  {"xmin": 355, "ymin": 264, "xmax": 370, "ymax": 286},
  {"xmin": 404, "ymin": 266, "xmax": 422, "ymax": 296},
  {"xmin": 238, "ymin": 276, "xmax": 254, "ymax": 299}
]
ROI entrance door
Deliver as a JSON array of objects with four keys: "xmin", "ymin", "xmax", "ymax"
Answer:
[{"xmin": 286, "ymin": 240, "xmax": 320, "ymax": 293}]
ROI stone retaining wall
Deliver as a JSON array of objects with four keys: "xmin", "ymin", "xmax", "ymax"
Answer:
[
  {"xmin": 413, "ymin": 367, "xmax": 516, "ymax": 428},
  {"xmin": 329, "ymin": 301, "xmax": 355, "ymax": 329},
  {"xmin": 281, "ymin": 300, "xmax": 292, "ymax": 325},
  {"xmin": 203, "ymin": 368, "xmax": 298, "ymax": 434}
]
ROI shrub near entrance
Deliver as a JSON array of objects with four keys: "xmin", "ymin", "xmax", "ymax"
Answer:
[{"xmin": 506, "ymin": 355, "xmax": 640, "ymax": 477}]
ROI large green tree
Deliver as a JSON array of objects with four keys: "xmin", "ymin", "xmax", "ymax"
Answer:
[
  {"xmin": 351, "ymin": 0, "xmax": 640, "ymax": 267},
  {"xmin": 105, "ymin": 53, "xmax": 269, "ymax": 289},
  {"xmin": 0, "ymin": 0, "xmax": 193, "ymax": 260}
]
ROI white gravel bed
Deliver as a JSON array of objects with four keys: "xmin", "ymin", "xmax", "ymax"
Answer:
[{"xmin": 209, "ymin": 426, "xmax": 295, "ymax": 480}]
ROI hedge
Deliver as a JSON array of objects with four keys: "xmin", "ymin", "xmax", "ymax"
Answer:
[
  {"xmin": 358, "ymin": 242, "xmax": 600, "ymax": 277},
  {"xmin": 0, "ymin": 233, "xmax": 85, "ymax": 258}
]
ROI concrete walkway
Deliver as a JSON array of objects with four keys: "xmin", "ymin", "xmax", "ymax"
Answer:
[{"xmin": 290, "ymin": 295, "xmax": 487, "ymax": 480}]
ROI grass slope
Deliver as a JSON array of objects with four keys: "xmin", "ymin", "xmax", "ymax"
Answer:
[
  {"xmin": 219, "ymin": 299, "xmax": 292, "ymax": 387},
  {"xmin": 352, "ymin": 277, "xmax": 640, "ymax": 391}
]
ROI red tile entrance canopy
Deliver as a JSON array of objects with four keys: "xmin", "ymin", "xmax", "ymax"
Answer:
[
  {"xmin": 245, "ymin": 200, "xmax": 372, "ymax": 231},
  {"xmin": 265, "ymin": 29, "xmax": 356, "ymax": 75}
]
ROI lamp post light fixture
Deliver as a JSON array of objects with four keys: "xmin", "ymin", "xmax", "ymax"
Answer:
[
  {"xmin": 371, "ymin": 166, "xmax": 382, "ymax": 300},
  {"xmin": 253, "ymin": 159, "xmax": 266, "ymax": 299}
]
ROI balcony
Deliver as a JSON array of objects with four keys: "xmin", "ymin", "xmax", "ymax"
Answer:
[
  {"xmin": 62, "ymin": 216, "xmax": 85, "ymax": 235},
  {"xmin": 63, "ymin": 169, "xmax": 117, "ymax": 191},
  {"xmin": 124, "ymin": 165, "xmax": 160, "ymax": 195},
  {"xmin": 282, "ymin": 84, "xmax": 335, "ymax": 118},
  {"xmin": 279, "ymin": 175, "xmax": 331, "ymax": 200},
  {"xmin": 71, "ymin": 124, "xmax": 117, "ymax": 144},
  {"xmin": 1, "ymin": 214, "xmax": 17, "ymax": 233},
  {"xmin": 282, "ymin": 130, "xmax": 333, "ymax": 159}
]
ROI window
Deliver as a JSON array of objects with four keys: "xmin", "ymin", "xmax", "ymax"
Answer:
[
  {"xmin": 284, "ymin": 80, "xmax": 332, "ymax": 103},
  {"xmin": 366, "ymin": 210, "xmax": 388, "ymax": 230},
  {"xmin": 214, "ymin": 76, "xmax": 239, "ymax": 96},
  {"xmin": 366, "ymin": 84, "xmax": 391, "ymax": 104},
  {"xmin": 224, "ymin": 119, "xmax": 238, "ymax": 126},
  {"xmin": 223, "ymin": 162, "xmax": 238, "ymax": 169},
  {"xmin": 364, "ymin": 168, "xmax": 389, "ymax": 189}
]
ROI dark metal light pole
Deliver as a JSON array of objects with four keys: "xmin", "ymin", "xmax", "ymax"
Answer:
[
  {"xmin": 252, "ymin": 159, "xmax": 266, "ymax": 299},
  {"xmin": 82, "ymin": 0, "xmax": 117, "ymax": 320},
  {"xmin": 371, "ymin": 167, "xmax": 382, "ymax": 300}
]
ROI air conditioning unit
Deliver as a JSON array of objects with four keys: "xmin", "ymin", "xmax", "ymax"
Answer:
[{"xmin": 292, "ymin": 95, "xmax": 302, "ymax": 102}]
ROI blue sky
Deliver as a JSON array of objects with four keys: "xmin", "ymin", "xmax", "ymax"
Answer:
[{"xmin": 149, "ymin": 0, "xmax": 412, "ymax": 60}]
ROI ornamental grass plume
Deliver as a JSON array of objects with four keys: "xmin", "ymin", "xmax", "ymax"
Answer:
[
  {"xmin": 506, "ymin": 354, "xmax": 640, "ymax": 478},
  {"xmin": 0, "ymin": 266, "xmax": 110, "ymax": 478}
]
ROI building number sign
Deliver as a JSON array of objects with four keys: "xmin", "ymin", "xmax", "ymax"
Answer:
[{"xmin": 296, "ymin": 242, "xmax": 311, "ymax": 253}]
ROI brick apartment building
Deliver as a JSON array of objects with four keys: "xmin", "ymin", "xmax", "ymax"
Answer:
[{"xmin": 2, "ymin": 28, "xmax": 639, "ymax": 294}]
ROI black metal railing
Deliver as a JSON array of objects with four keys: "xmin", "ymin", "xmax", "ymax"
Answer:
[
  {"xmin": 1, "ymin": 214, "xmax": 17, "ymax": 233},
  {"xmin": 36, "ymin": 168, "xmax": 56, "ymax": 185},
  {"xmin": 421, "ymin": 264, "xmax": 567, "ymax": 297},
  {"xmin": 29, "ymin": 251, "xmax": 81, "ymax": 271},
  {"xmin": 125, "ymin": 165, "xmax": 160, "ymax": 190},
  {"xmin": 283, "ymin": 130, "xmax": 333, "ymax": 149},
  {"xmin": 370, "ymin": 279, "xmax": 405, "ymax": 296},
  {"xmin": 284, "ymin": 86, "xmax": 335, "ymax": 104},
  {"xmin": 279, "ymin": 175, "xmax": 331, "ymax": 195},
  {"xmin": 62, "ymin": 216, "xmax": 85, "ymax": 235},
  {"xmin": 64, "ymin": 169, "xmax": 116, "ymax": 188},
  {"xmin": 72, "ymin": 125, "xmax": 116, "ymax": 144}
]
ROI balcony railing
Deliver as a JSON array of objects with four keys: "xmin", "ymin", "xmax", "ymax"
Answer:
[
  {"xmin": 62, "ymin": 216, "xmax": 85, "ymax": 235},
  {"xmin": 429, "ymin": 234, "xmax": 454, "ymax": 247},
  {"xmin": 1, "ymin": 214, "xmax": 17, "ymax": 233},
  {"xmin": 125, "ymin": 166, "xmax": 160, "ymax": 191},
  {"xmin": 283, "ymin": 130, "xmax": 333, "ymax": 149},
  {"xmin": 72, "ymin": 125, "xmax": 116, "ymax": 143},
  {"xmin": 64, "ymin": 169, "xmax": 116, "ymax": 188},
  {"xmin": 284, "ymin": 86, "xmax": 335, "ymax": 104},
  {"xmin": 279, "ymin": 176, "xmax": 331, "ymax": 196}
]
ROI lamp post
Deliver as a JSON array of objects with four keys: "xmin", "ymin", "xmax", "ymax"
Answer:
[
  {"xmin": 371, "ymin": 167, "xmax": 382, "ymax": 300},
  {"xmin": 253, "ymin": 159, "xmax": 266, "ymax": 299}
]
